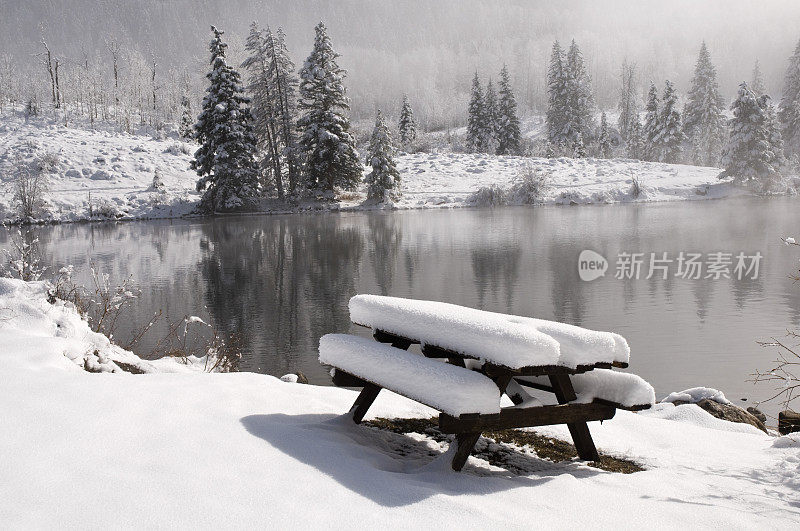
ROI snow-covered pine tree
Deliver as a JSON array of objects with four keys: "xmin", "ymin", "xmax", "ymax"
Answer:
[
  {"xmin": 598, "ymin": 112, "xmax": 612, "ymax": 158},
  {"xmin": 751, "ymin": 59, "xmax": 766, "ymax": 96},
  {"xmin": 467, "ymin": 72, "xmax": 488, "ymax": 152},
  {"xmin": 546, "ymin": 41, "xmax": 568, "ymax": 146},
  {"xmin": 573, "ymin": 132, "xmax": 586, "ymax": 158},
  {"xmin": 398, "ymin": 94, "xmax": 417, "ymax": 146},
  {"xmin": 642, "ymin": 83, "xmax": 660, "ymax": 161},
  {"xmin": 242, "ymin": 22, "xmax": 282, "ymax": 196},
  {"xmin": 266, "ymin": 29, "xmax": 300, "ymax": 194},
  {"xmin": 266, "ymin": 27, "xmax": 301, "ymax": 196},
  {"xmin": 496, "ymin": 64, "xmax": 521, "ymax": 155},
  {"xmin": 779, "ymin": 39, "xmax": 800, "ymax": 156},
  {"xmin": 617, "ymin": 60, "xmax": 638, "ymax": 142},
  {"xmin": 365, "ymin": 110, "xmax": 401, "ymax": 202},
  {"xmin": 722, "ymin": 82, "xmax": 783, "ymax": 186},
  {"xmin": 484, "ymin": 78, "xmax": 499, "ymax": 153},
  {"xmin": 683, "ymin": 42, "xmax": 725, "ymax": 166},
  {"xmin": 179, "ymin": 93, "xmax": 193, "ymax": 140},
  {"xmin": 657, "ymin": 80, "xmax": 686, "ymax": 164},
  {"xmin": 191, "ymin": 26, "xmax": 260, "ymax": 212},
  {"xmin": 564, "ymin": 40, "xmax": 596, "ymax": 143},
  {"xmin": 626, "ymin": 116, "xmax": 644, "ymax": 159},
  {"xmin": 297, "ymin": 22, "xmax": 362, "ymax": 192}
]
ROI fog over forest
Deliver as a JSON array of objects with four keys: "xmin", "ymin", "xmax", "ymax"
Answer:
[{"xmin": 3, "ymin": 0, "xmax": 800, "ymax": 128}]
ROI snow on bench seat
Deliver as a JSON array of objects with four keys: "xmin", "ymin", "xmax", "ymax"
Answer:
[
  {"xmin": 319, "ymin": 334, "xmax": 501, "ymax": 416},
  {"xmin": 349, "ymin": 295, "xmax": 630, "ymax": 370},
  {"xmin": 519, "ymin": 369, "xmax": 655, "ymax": 410}
]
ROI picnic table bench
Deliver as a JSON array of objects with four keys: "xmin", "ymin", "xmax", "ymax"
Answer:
[{"xmin": 319, "ymin": 295, "xmax": 655, "ymax": 471}]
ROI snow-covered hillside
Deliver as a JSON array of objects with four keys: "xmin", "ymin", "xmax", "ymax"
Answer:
[
  {"xmin": 1, "ymin": 277, "xmax": 799, "ymax": 527},
  {"xmin": 0, "ymin": 114, "xmax": 762, "ymax": 224}
]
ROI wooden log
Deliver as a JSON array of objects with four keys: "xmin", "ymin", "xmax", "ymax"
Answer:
[
  {"xmin": 451, "ymin": 432, "xmax": 482, "ymax": 471},
  {"xmin": 549, "ymin": 374, "xmax": 600, "ymax": 461},
  {"xmin": 349, "ymin": 383, "xmax": 382, "ymax": 424},
  {"xmin": 438, "ymin": 402, "xmax": 616, "ymax": 433}
]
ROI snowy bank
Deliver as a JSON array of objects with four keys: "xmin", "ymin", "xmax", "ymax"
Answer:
[
  {"xmin": 0, "ymin": 116, "xmax": 766, "ymax": 225},
  {"xmin": 1, "ymin": 278, "xmax": 799, "ymax": 527}
]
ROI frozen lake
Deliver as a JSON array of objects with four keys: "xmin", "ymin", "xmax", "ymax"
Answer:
[{"xmin": 8, "ymin": 197, "xmax": 800, "ymax": 414}]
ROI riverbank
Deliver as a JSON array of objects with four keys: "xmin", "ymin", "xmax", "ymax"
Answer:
[
  {"xmin": 1, "ymin": 277, "xmax": 799, "ymax": 527},
  {"xmin": 0, "ymin": 115, "xmax": 775, "ymax": 225}
]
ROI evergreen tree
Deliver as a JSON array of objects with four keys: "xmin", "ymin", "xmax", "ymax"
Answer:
[
  {"xmin": 722, "ymin": 82, "xmax": 784, "ymax": 186},
  {"xmin": 779, "ymin": 39, "xmax": 800, "ymax": 156},
  {"xmin": 564, "ymin": 40, "xmax": 596, "ymax": 143},
  {"xmin": 642, "ymin": 83, "xmax": 660, "ymax": 161},
  {"xmin": 683, "ymin": 42, "xmax": 725, "ymax": 166},
  {"xmin": 191, "ymin": 26, "xmax": 260, "ymax": 212},
  {"xmin": 617, "ymin": 60, "xmax": 639, "ymax": 142},
  {"xmin": 365, "ymin": 110, "xmax": 401, "ymax": 202},
  {"xmin": 598, "ymin": 112, "xmax": 612, "ymax": 158},
  {"xmin": 267, "ymin": 27, "xmax": 301, "ymax": 195},
  {"xmin": 297, "ymin": 22, "xmax": 362, "ymax": 192},
  {"xmin": 626, "ymin": 116, "xmax": 644, "ymax": 159},
  {"xmin": 546, "ymin": 41, "xmax": 568, "ymax": 145},
  {"xmin": 179, "ymin": 94, "xmax": 193, "ymax": 140},
  {"xmin": 573, "ymin": 132, "xmax": 586, "ymax": 158},
  {"xmin": 751, "ymin": 59, "xmax": 766, "ymax": 96},
  {"xmin": 484, "ymin": 78, "xmax": 499, "ymax": 152},
  {"xmin": 243, "ymin": 22, "xmax": 282, "ymax": 196},
  {"xmin": 466, "ymin": 72, "xmax": 488, "ymax": 152},
  {"xmin": 657, "ymin": 80, "xmax": 686, "ymax": 163},
  {"xmin": 398, "ymin": 93, "xmax": 417, "ymax": 145},
  {"xmin": 496, "ymin": 64, "xmax": 521, "ymax": 155}
]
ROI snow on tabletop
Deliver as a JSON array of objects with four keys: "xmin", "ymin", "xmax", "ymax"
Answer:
[
  {"xmin": 519, "ymin": 369, "xmax": 655, "ymax": 408},
  {"xmin": 349, "ymin": 294, "xmax": 629, "ymax": 369},
  {"xmin": 318, "ymin": 333, "xmax": 501, "ymax": 416},
  {"xmin": 660, "ymin": 387, "xmax": 731, "ymax": 405}
]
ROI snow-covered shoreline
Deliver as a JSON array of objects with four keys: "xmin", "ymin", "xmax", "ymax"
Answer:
[
  {"xmin": 1, "ymin": 277, "xmax": 800, "ymax": 527},
  {"xmin": 0, "ymin": 116, "xmax": 771, "ymax": 226}
]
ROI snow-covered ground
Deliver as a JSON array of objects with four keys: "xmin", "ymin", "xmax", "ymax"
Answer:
[
  {"xmin": 0, "ymin": 113, "xmax": 762, "ymax": 224},
  {"xmin": 2, "ymin": 277, "xmax": 800, "ymax": 527}
]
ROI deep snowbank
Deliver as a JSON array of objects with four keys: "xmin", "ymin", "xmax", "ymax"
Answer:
[
  {"xmin": 0, "ymin": 115, "xmax": 761, "ymax": 224},
  {"xmin": 1, "ymin": 278, "xmax": 799, "ymax": 527}
]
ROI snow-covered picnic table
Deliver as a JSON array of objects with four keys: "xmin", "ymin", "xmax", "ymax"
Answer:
[{"xmin": 319, "ymin": 295, "xmax": 655, "ymax": 471}]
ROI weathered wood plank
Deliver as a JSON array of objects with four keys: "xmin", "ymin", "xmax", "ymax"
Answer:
[
  {"xmin": 438, "ymin": 402, "xmax": 616, "ymax": 433},
  {"xmin": 514, "ymin": 378, "xmax": 652, "ymax": 412},
  {"xmin": 350, "ymin": 383, "xmax": 382, "ymax": 424},
  {"xmin": 373, "ymin": 329, "xmax": 414, "ymax": 349},
  {"xmin": 549, "ymin": 374, "xmax": 600, "ymax": 461},
  {"xmin": 331, "ymin": 369, "xmax": 367, "ymax": 388}
]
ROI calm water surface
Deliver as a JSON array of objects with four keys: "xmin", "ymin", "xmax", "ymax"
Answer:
[{"xmin": 7, "ymin": 197, "xmax": 800, "ymax": 415}]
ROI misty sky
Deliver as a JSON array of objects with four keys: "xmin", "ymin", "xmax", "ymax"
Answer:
[{"xmin": 3, "ymin": 0, "xmax": 800, "ymax": 126}]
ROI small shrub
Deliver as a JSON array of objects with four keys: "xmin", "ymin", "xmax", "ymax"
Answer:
[
  {"xmin": 1, "ymin": 227, "xmax": 45, "ymax": 281},
  {"xmin": 469, "ymin": 184, "xmax": 507, "ymax": 207},
  {"xmin": 630, "ymin": 176, "xmax": 642, "ymax": 198},
  {"xmin": 508, "ymin": 164, "xmax": 551, "ymax": 204},
  {"xmin": 12, "ymin": 156, "xmax": 49, "ymax": 220}
]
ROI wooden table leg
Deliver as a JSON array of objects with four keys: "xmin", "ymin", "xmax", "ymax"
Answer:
[
  {"xmin": 548, "ymin": 374, "xmax": 600, "ymax": 462},
  {"xmin": 350, "ymin": 383, "xmax": 381, "ymax": 424},
  {"xmin": 451, "ymin": 432, "xmax": 482, "ymax": 471}
]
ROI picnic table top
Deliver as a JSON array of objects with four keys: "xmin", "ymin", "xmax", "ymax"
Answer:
[{"xmin": 349, "ymin": 295, "xmax": 630, "ymax": 371}]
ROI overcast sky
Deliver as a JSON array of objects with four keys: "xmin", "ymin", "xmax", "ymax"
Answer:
[{"xmin": 3, "ymin": 0, "xmax": 800, "ymax": 125}]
